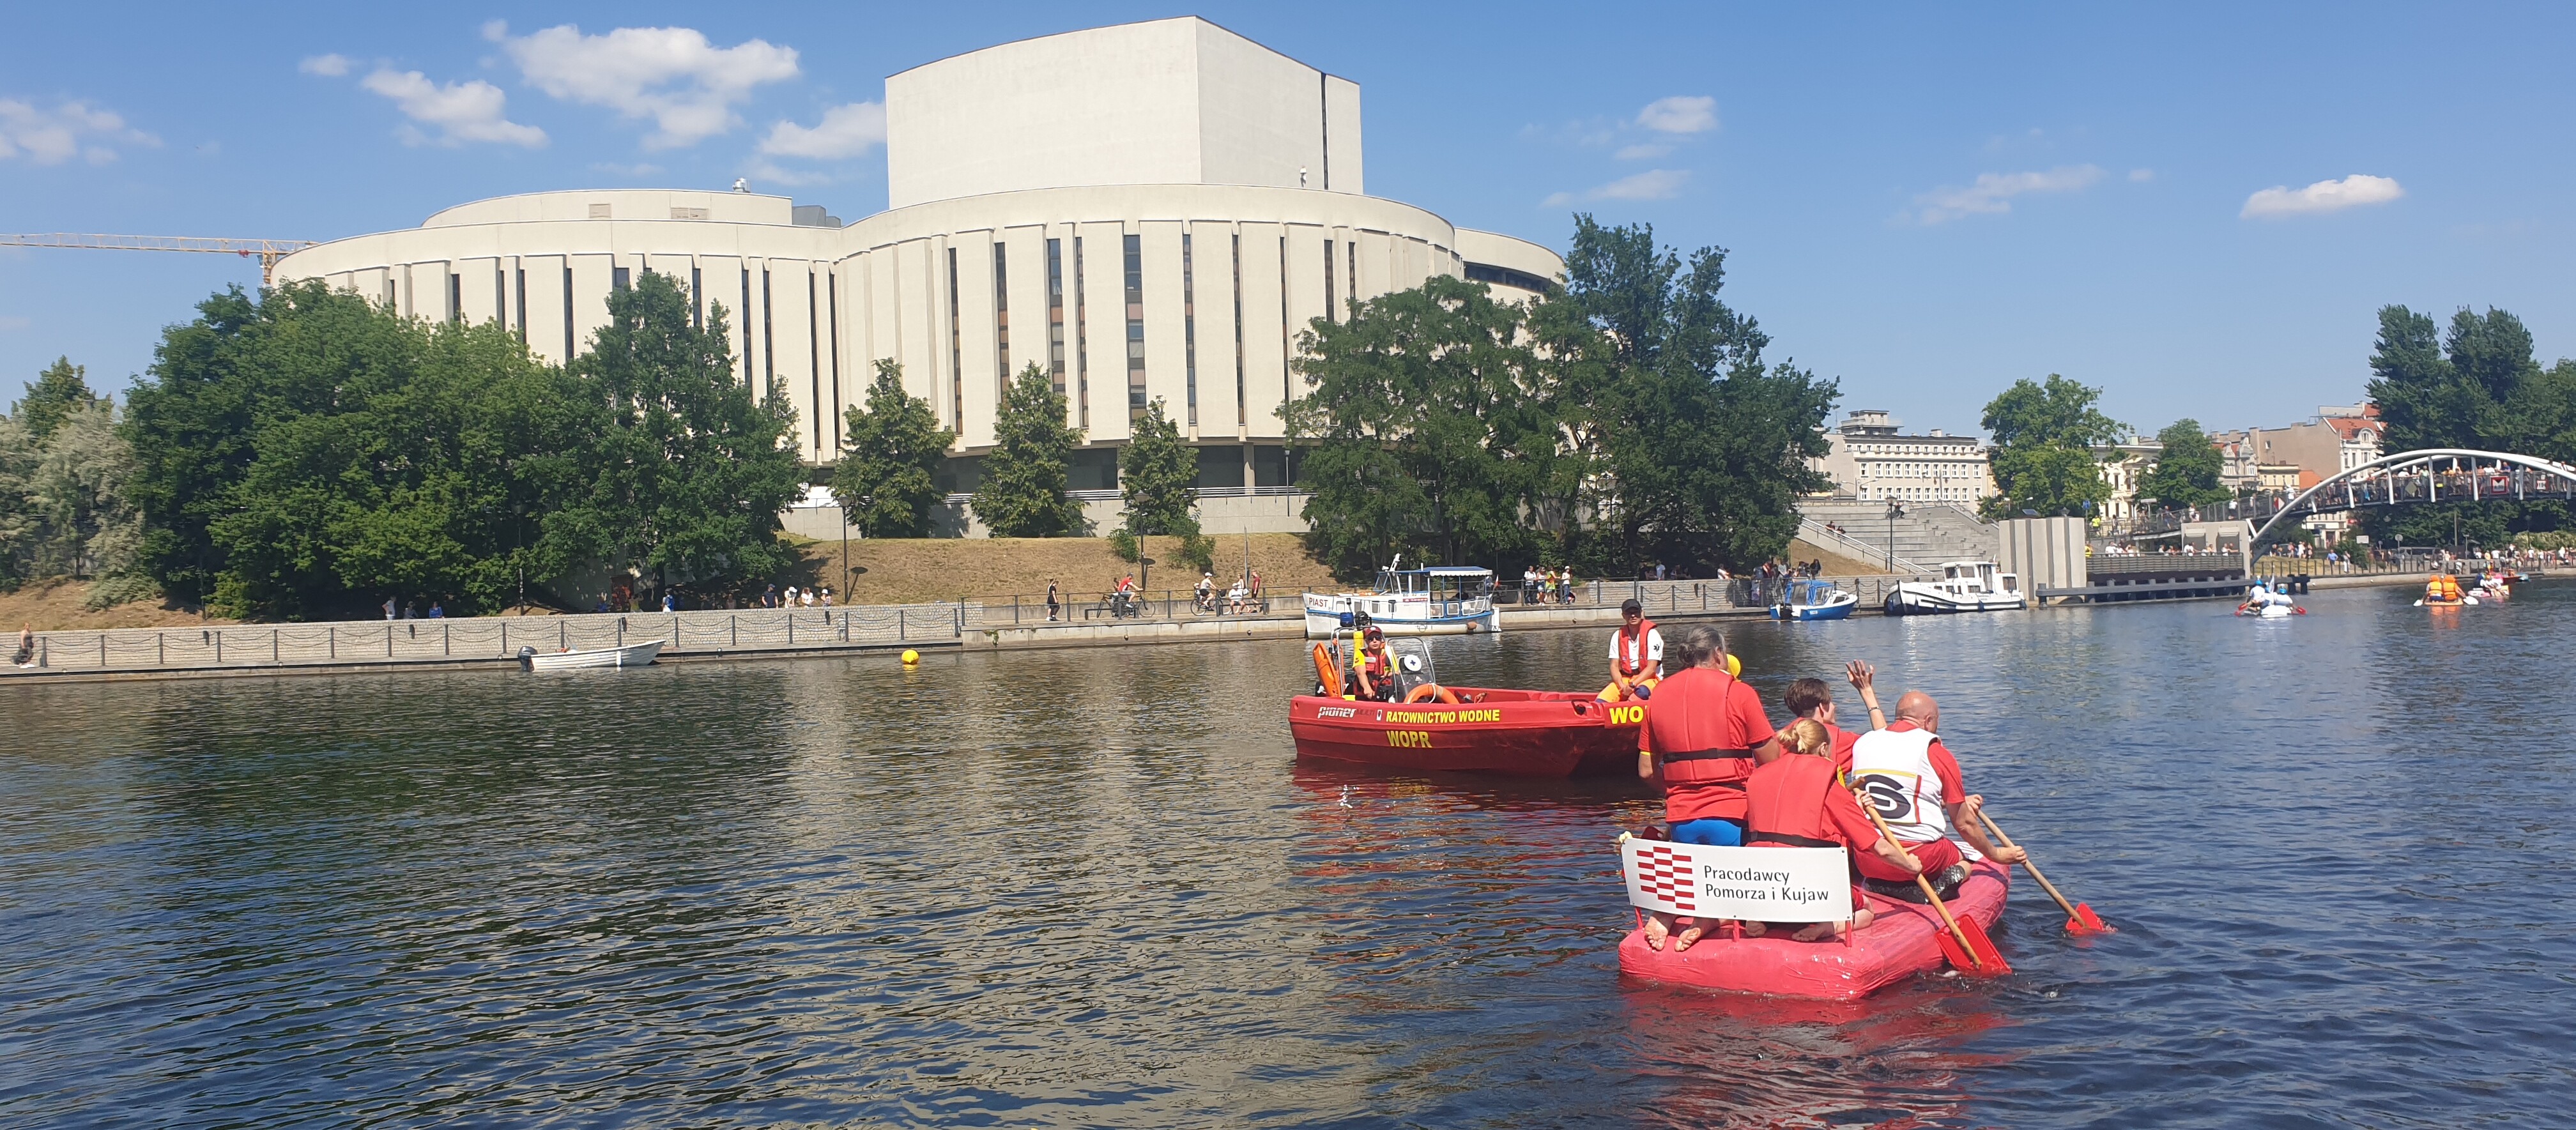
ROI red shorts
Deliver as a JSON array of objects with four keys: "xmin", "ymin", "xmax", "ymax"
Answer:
[{"xmin": 1855, "ymin": 836, "xmax": 1963, "ymax": 882}]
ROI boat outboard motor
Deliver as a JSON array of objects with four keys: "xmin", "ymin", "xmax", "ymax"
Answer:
[{"xmin": 517, "ymin": 645, "xmax": 537, "ymax": 671}]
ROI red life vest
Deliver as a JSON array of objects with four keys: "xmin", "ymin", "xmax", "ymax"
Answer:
[
  {"xmin": 1614, "ymin": 618, "xmax": 1659, "ymax": 678},
  {"xmin": 1745, "ymin": 754, "xmax": 1857, "ymax": 848},
  {"xmin": 1642, "ymin": 666, "xmax": 1758, "ymax": 788}
]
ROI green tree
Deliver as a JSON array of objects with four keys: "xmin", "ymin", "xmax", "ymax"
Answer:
[
  {"xmin": 10, "ymin": 357, "xmax": 103, "ymax": 443},
  {"xmin": 2135, "ymin": 418, "xmax": 2229, "ymax": 508},
  {"xmin": 556, "ymin": 270, "xmax": 804, "ymax": 595},
  {"xmin": 832, "ymin": 358, "xmax": 953, "ymax": 537},
  {"xmin": 1286, "ymin": 274, "xmax": 1560, "ymax": 577},
  {"xmin": 2361, "ymin": 305, "xmax": 2573, "ymax": 547},
  {"xmin": 1552, "ymin": 216, "xmax": 1836, "ymax": 573},
  {"xmin": 973, "ymin": 362, "xmax": 1086, "ymax": 537},
  {"xmin": 1120, "ymin": 397, "xmax": 1198, "ymax": 535},
  {"xmin": 1978, "ymin": 374, "xmax": 2125, "ymax": 518}
]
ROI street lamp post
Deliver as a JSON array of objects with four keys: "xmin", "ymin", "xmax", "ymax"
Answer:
[{"xmin": 1885, "ymin": 500, "xmax": 1905, "ymax": 573}]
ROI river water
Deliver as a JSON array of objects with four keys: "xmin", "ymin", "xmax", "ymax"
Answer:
[{"xmin": 4, "ymin": 581, "xmax": 2570, "ymax": 1127}]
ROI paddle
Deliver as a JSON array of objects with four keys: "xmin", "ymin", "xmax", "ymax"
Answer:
[
  {"xmin": 1858, "ymin": 801, "xmax": 2009, "ymax": 977},
  {"xmin": 1974, "ymin": 809, "xmax": 2113, "ymax": 935}
]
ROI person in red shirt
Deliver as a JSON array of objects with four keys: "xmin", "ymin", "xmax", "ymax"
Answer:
[
  {"xmin": 1636, "ymin": 625, "xmax": 1783, "ymax": 951},
  {"xmin": 1746, "ymin": 718, "xmax": 1925, "ymax": 941},
  {"xmin": 1848, "ymin": 691, "xmax": 2025, "ymax": 901},
  {"xmin": 1778, "ymin": 660, "xmax": 1890, "ymax": 775}
]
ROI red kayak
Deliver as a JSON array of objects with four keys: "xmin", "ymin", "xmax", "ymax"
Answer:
[
  {"xmin": 1289, "ymin": 689, "xmax": 1644, "ymax": 777},
  {"xmin": 1618, "ymin": 860, "xmax": 2012, "ymax": 1000}
]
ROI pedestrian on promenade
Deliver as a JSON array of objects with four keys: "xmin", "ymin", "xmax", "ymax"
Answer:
[
  {"xmin": 13, "ymin": 624, "xmax": 33, "ymax": 668},
  {"xmin": 784, "ymin": 585, "xmax": 799, "ymax": 608},
  {"xmin": 661, "ymin": 591, "xmax": 676, "ymax": 613},
  {"xmin": 383, "ymin": 597, "xmax": 397, "ymax": 620},
  {"xmin": 428, "ymin": 601, "xmax": 444, "ymax": 618},
  {"xmin": 1250, "ymin": 569, "xmax": 1262, "ymax": 608},
  {"xmin": 762, "ymin": 584, "xmax": 778, "ymax": 609},
  {"xmin": 1046, "ymin": 579, "xmax": 1061, "ymax": 622},
  {"xmin": 820, "ymin": 588, "xmax": 832, "ymax": 607}
]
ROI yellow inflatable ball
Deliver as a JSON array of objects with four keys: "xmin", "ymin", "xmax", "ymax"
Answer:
[
  {"xmin": 900, "ymin": 649, "xmax": 920, "ymax": 665},
  {"xmin": 1726, "ymin": 653, "xmax": 1742, "ymax": 678}
]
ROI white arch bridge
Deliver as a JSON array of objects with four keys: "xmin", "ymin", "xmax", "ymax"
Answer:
[{"xmin": 2248, "ymin": 448, "xmax": 2576, "ymax": 545}]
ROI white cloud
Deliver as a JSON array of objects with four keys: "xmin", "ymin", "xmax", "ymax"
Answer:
[
  {"xmin": 0, "ymin": 98, "xmax": 159, "ymax": 165},
  {"xmin": 1613, "ymin": 143, "xmax": 1671, "ymax": 161},
  {"xmin": 298, "ymin": 54, "xmax": 354, "ymax": 77},
  {"xmin": 0, "ymin": 315, "xmax": 31, "ymax": 333},
  {"xmin": 758, "ymin": 102, "xmax": 886, "ymax": 160},
  {"xmin": 493, "ymin": 22, "xmax": 799, "ymax": 149},
  {"xmin": 1636, "ymin": 96, "xmax": 1718, "ymax": 135},
  {"xmin": 2129, "ymin": 167, "xmax": 2154, "ymax": 182},
  {"xmin": 2240, "ymin": 174, "xmax": 2404, "ymax": 219},
  {"xmin": 590, "ymin": 161, "xmax": 663, "ymax": 177},
  {"xmin": 359, "ymin": 69, "xmax": 546, "ymax": 148},
  {"xmin": 1910, "ymin": 164, "xmax": 2106, "ymax": 224},
  {"xmin": 1540, "ymin": 169, "xmax": 1692, "ymax": 207},
  {"xmin": 1540, "ymin": 190, "xmax": 1574, "ymax": 207},
  {"xmin": 744, "ymin": 160, "xmax": 836, "ymax": 187}
]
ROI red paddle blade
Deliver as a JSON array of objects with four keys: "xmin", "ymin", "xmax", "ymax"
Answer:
[
  {"xmin": 1939, "ymin": 916, "xmax": 2012, "ymax": 977},
  {"xmin": 2067, "ymin": 903, "xmax": 2115, "ymax": 935}
]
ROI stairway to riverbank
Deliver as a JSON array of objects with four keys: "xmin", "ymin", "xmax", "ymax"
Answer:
[{"xmin": 1797, "ymin": 499, "xmax": 2000, "ymax": 566}]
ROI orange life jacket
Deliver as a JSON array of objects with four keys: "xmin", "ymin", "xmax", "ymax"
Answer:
[
  {"xmin": 1614, "ymin": 618, "xmax": 1659, "ymax": 678},
  {"xmin": 1642, "ymin": 666, "xmax": 1759, "ymax": 789}
]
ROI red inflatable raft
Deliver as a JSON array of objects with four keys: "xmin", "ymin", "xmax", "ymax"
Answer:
[
  {"xmin": 1289, "ymin": 688, "xmax": 1644, "ymax": 777},
  {"xmin": 1618, "ymin": 860, "xmax": 2012, "ymax": 1000}
]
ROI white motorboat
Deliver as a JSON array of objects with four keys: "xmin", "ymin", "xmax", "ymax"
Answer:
[
  {"xmin": 1772, "ymin": 579, "xmax": 1859, "ymax": 621},
  {"xmin": 1303, "ymin": 560, "xmax": 1499, "ymax": 638},
  {"xmin": 519, "ymin": 639, "xmax": 665, "ymax": 671},
  {"xmin": 1883, "ymin": 561, "xmax": 2026, "ymax": 615}
]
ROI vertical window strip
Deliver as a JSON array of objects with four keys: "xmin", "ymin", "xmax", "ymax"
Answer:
[
  {"xmin": 809, "ymin": 271, "xmax": 822, "ymax": 454},
  {"xmin": 563, "ymin": 266, "xmax": 575, "ymax": 360},
  {"xmin": 514, "ymin": 268, "xmax": 526, "ymax": 339},
  {"xmin": 1123, "ymin": 233, "xmax": 1145, "ymax": 420},
  {"xmin": 1278, "ymin": 237, "xmax": 1291, "ymax": 403},
  {"xmin": 762, "ymin": 268, "xmax": 775, "ymax": 387},
  {"xmin": 1182, "ymin": 233, "xmax": 1197, "ymax": 429},
  {"xmin": 1347, "ymin": 241, "xmax": 1357, "ymax": 313},
  {"xmin": 827, "ymin": 273, "xmax": 841, "ymax": 454},
  {"xmin": 691, "ymin": 266, "xmax": 702, "ymax": 329},
  {"xmin": 992, "ymin": 243, "xmax": 1011, "ymax": 395},
  {"xmin": 1322, "ymin": 240, "xmax": 1335, "ymax": 321},
  {"xmin": 1073, "ymin": 236, "xmax": 1089, "ymax": 429},
  {"xmin": 448, "ymin": 273, "xmax": 461, "ymax": 323},
  {"xmin": 740, "ymin": 269, "xmax": 754, "ymax": 383},
  {"xmin": 494, "ymin": 267, "xmax": 505, "ymax": 324},
  {"xmin": 1046, "ymin": 238, "xmax": 1067, "ymax": 397},
  {"xmin": 1230, "ymin": 234, "xmax": 1246, "ymax": 432},
  {"xmin": 947, "ymin": 247, "xmax": 963, "ymax": 432}
]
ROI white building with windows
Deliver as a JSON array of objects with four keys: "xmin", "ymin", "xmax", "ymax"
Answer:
[
  {"xmin": 1811, "ymin": 410, "xmax": 1996, "ymax": 505},
  {"xmin": 272, "ymin": 17, "xmax": 1561, "ymax": 528}
]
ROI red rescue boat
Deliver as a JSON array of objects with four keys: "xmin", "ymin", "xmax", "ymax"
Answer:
[
  {"xmin": 1289, "ymin": 689, "xmax": 1644, "ymax": 777},
  {"xmin": 1618, "ymin": 859, "xmax": 2012, "ymax": 1000}
]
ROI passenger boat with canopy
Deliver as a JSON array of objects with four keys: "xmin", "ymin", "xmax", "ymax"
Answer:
[
  {"xmin": 1302, "ymin": 559, "xmax": 1500, "ymax": 638},
  {"xmin": 1290, "ymin": 636, "xmax": 1639, "ymax": 776},
  {"xmin": 1772, "ymin": 578, "xmax": 1859, "ymax": 621}
]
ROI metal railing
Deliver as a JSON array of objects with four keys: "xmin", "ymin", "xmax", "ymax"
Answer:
[{"xmin": 1798, "ymin": 517, "xmax": 1928, "ymax": 573}]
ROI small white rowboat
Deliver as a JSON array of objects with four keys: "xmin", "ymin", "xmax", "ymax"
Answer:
[{"xmin": 520, "ymin": 639, "xmax": 665, "ymax": 671}]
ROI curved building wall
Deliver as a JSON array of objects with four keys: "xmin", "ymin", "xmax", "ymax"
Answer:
[{"xmin": 272, "ymin": 185, "xmax": 1560, "ymax": 465}]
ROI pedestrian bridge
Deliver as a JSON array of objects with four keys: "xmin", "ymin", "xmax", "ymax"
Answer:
[{"xmin": 2250, "ymin": 448, "xmax": 2576, "ymax": 544}]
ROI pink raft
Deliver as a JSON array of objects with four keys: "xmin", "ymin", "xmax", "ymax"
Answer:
[{"xmin": 1618, "ymin": 860, "xmax": 2011, "ymax": 1000}]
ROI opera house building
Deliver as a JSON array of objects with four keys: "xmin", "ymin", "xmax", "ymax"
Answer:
[{"xmin": 273, "ymin": 17, "xmax": 1563, "ymax": 531}]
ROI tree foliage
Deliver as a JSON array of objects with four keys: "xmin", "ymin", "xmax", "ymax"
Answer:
[
  {"xmin": 972, "ymin": 362, "xmax": 1087, "ymax": 537},
  {"xmin": 12, "ymin": 357, "xmax": 104, "ymax": 443},
  {"xmin": 123, "ymin": 275, "xmax": 801, "ymax": 618},
  {"xmin": 1979, "ymin": 374, "xmax": 2126, "ymax": 518},
  {"xmin": 1286, "ymin": 217, "xmax": 1834, "ymax": 580},
  {"xmin": 831, "ymin": 358, "xmax": 953, "ymax": 537},
  {"xmin": 2136, "ymin": 418, "xmax": 2229, "ymax": 508},
  {"xmin": 2362, "ymin": 303, "xmax": 2575, "ymax": 546},
  {"xmin": 2, "ymin": 369, "xmax": 150, "ymax": 602},
  {"xmin": 1120, "ymin": 397, "xmax": 1198, "ymax": 536}
]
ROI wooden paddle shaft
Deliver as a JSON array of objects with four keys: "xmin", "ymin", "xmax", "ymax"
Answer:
[
  {"xmin": 1860, "ymin": 802, "xmax": 1981, "ymax": 966},
  {"xmin": 1975, "ymin": 809, "xmax": 2083, "ymax": 921}
]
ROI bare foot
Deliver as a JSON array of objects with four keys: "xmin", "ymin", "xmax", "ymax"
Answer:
[
  {"xmin": 1790, "ymin": 921, "xmax": 1839, "ymax": 942},
  {"xmin": 1736, "ymin": 920, "xmax": 1767, "ymax": 938},
  {"xmin": 1671, "ymin": 920, "xmax": 1705, "ymax": 952},
  {"xmin": 1643, "ymin": 912, "xmax": 1671, "ymax": 951}
]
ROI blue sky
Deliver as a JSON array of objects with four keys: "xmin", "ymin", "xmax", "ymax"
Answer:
[{"xmin": 5, "ymin": 2, "xmax": 2572, "ymax": 439}]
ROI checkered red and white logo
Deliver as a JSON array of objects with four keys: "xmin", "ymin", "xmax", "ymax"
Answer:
[{"xmin": 1625, "ymin": 841, "xmax": 1698, "ymax": 913}]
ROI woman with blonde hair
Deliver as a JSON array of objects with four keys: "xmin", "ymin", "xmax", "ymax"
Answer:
[{"xmin": 1742, "ymin": 717, "xmax": 1924, "ymax": 942}]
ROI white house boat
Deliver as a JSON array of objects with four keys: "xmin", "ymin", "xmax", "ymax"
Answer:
[
  {"xmin": 1883, "ymin": 562, "xmax": 2026, "ymax": 615},
  {"xmin": 1303, "ymin": 562, "xmax": 1500, "ymax": 638},
  {"xmin": 519, "ymin": 639, "xmax": 666, "ymax": 671}
]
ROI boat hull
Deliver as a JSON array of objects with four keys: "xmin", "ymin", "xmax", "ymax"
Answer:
[
  {"xmin": 525, "ymin": 639, "xmax": 664, "ymax": 671},
  {"xmin": 1289, "ymin": 688, "xmax": 1641, "ymax": 777},
  {"xmin": 1883, "ymin": 591, "xmax": 2027, "ymax": 615},
  {"xmin": 1303, "ymin": 607, "xmax": 1499, "ymax": 638},
  {"xmin": 1618, "ymin": 860, "xmax": 2011, "ymax": 1000},
  {"xmin": 1775, "ymin": 594, "xmax": 1859, "ymax": 621}
]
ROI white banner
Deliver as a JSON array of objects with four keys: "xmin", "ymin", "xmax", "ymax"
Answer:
[{"xmin": 1620, "ymin": 838, "xmax": 1853, "ymax": 922}]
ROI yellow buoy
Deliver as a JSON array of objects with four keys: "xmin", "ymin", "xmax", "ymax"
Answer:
[{"xmin": 900, "ymin": 649, "xmax": 920, "ymax": 665}]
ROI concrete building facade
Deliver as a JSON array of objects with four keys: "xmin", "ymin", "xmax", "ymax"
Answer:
[
  {"xmin": 270, "ymin": 18, "xmax": 1562, "ymax": 523},
  {"xmin": 1810, "ymin": 410, "xmax": 1997, "ymax": 505}
]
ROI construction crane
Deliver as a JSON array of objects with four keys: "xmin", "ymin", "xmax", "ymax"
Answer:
[{"xmin": 1, "ymin": 233, "xmax": 319, "ymax": 286}]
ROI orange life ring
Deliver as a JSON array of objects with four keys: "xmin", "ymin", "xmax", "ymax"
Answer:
[
  {"xmin": 1312, "ymin": 642, "xmax": 1344, "ymax": 698},
  {"xmin": 1403, "ymin": 683, "xmax": 1462, "ymax": 704}
]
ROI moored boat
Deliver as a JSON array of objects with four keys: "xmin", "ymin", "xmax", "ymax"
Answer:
[
  {"xmin": 1772, "ymin": 579, "xmax": 1859, "ymax": 621},
  {"xmin": 1883, "ymin": 561, "xmax": 2025, "ymax": 615},
  {"xmin": 1618, "ymin": 860, "xmax": 2012, "ymax": 1000},
  {"xmin": 1303, "ymin": 560, "xmax": 1499, "ymax": 638},
  {"xmin": 519, "ymin": 639, "xmax": 665, "ymax": 671}
]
